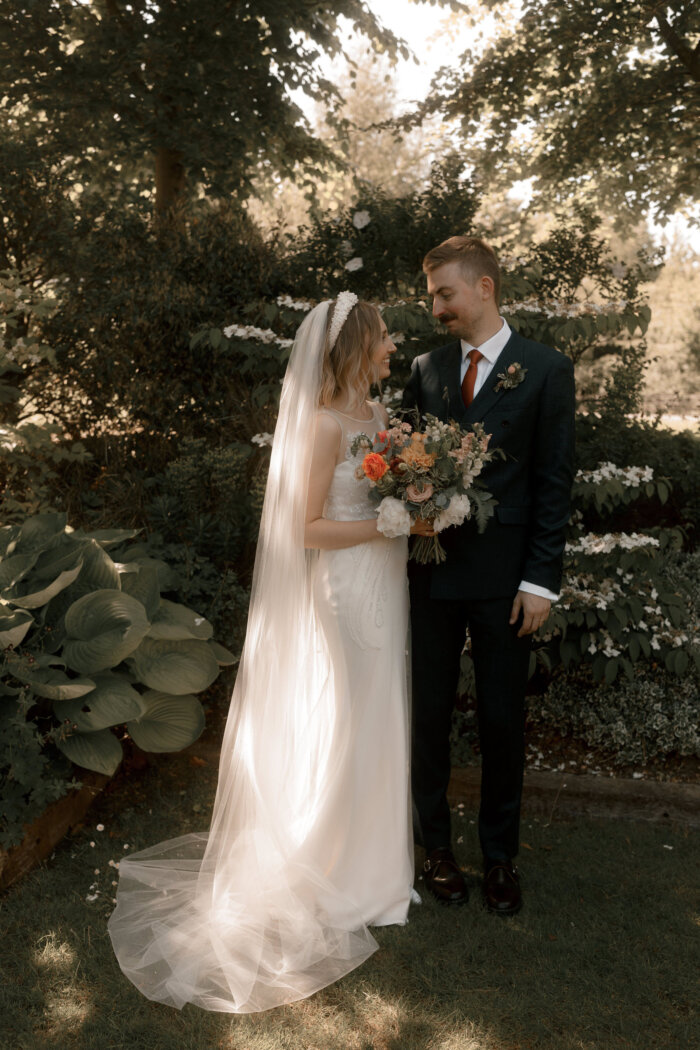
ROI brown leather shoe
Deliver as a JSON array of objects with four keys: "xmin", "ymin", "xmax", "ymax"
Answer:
[
  {"xmin": 483, "ymin": 861, "xmax": 521, "ymax": 916},
  {"xmin": 423, "ymin": 847, "xmax": 469, "ymax": 905}
]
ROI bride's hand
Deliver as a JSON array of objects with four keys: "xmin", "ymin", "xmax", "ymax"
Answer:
[{"xmin": 410, "ymin": 518, "xmax": 436, "ymax": 537}]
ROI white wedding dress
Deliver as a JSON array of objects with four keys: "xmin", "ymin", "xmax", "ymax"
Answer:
[{"xmin": 108, "ymin": 399, "xmax": 414, "ymax": 1013}]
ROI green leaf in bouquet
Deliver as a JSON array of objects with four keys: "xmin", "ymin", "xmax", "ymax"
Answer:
[
  {"xmin": 0, "ymin": 605, "xmax": 34, "ymax": 648},
  {"xmin": 147, "ymin": 599, "xmax": 214, "ymax": 641},
  {"xmin": 56, "ymin": 727, "xmax": 123, "ymax": 776},
  {"xmin": 56, "ymin": 672, "xmax": 145, "ymax": 731},
  {"xmin": 126, "ymin": 637, "xmax": 219, "ymax": 694},
  {"xmin": 126, "ymin": 690, "xmax": 205, "ymax": 752},
  {"xmin": 63, "ymin": 589, "xmax": 151, "ymax": 673}
]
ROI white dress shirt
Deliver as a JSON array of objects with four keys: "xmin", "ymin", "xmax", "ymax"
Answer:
[{"xmin": 460, "ymin": 318, "xmax": 559, "ymax": 603}]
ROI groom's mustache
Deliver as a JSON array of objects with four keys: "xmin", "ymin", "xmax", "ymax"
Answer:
[{"xmin": 437, "ymin": 312, "xmax": 457, "ymax": 324}]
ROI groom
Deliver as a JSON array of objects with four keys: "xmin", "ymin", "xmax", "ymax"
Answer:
[{"xmin": 403, "ymin": 236, "xmax": 575, "ymax": 915}]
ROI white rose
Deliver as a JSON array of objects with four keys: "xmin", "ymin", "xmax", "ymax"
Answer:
[
  {"xmin": 344, "ymin": 257, "xmax": 364, "ymax": 272},
  {"xmin": 376, "ymin": 497, "xmax": 411, "ymax": 539},
  {"xmin": 352, "ymin": 210, "xmax": 371, "ymax": 229},
  {"xmin": 433, "ymin": 493, "xmax": 471, "ymax": 533}
]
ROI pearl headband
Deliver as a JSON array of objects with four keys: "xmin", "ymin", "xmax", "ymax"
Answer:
[{"xmin": 328, "ymin": 291, "xmax": 359, "ymax": 350}]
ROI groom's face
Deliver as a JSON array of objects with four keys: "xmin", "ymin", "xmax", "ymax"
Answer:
[{"xmin": 426, "ymin": 261, "xmax": 489, "ymax": 339}]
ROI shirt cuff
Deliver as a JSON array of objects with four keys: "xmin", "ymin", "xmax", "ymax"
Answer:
[{"xmin": 518, "ymin": 580, "xmax": 559, "ymax": 602}]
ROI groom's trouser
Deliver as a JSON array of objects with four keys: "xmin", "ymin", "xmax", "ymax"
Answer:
[{"xmin": 409, "ymin": 570, "xmax": 531, "ymax": 864}]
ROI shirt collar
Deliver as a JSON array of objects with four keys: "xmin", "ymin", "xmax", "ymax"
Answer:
[{"xmin": 461, "ymin": 318, "xmax": 511, "ymax": 365}]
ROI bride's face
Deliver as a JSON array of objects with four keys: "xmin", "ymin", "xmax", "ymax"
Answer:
[{"xmin": 369, "ymin": 322, "xmax": 396, "ymax": 381}]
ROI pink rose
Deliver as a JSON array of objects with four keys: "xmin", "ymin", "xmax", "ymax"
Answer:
[
  {"xmin": 405, "ymin": 482, "xmax": 434, "ymax": 503},
  {"xmin": 507, "ymin": 365, "xmax": 516, "ymax": 374}
]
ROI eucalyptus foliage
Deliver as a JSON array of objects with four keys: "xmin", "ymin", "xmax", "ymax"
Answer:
[{"xmin": 0, "ymin": 513, "xmax": 235, "ymax": 847}]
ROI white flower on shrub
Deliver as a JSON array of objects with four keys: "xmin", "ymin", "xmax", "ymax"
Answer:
[
  {"xmin": 434, "ymin": 494, "xmax": 471, "ymax": 533},
  {"xmin": 276, "ymin": 295, "xmax": 312, "ymax": 312},
  {"xmin": 344, "ymin": 257, "xmax": 364, "ymax": 272},
  {"xmin": 503, "ymin": 298, "xmax": 629, "ymax": 319},
  {"xmin": 223, "ymin": 323, "xmax": 293, "ymax": 349},
  {"xmin": 391, "ymin": 332, "xmax": 406, "ymax": 344},
  {"xmin": 352, "ymin": 210, "xmax": 371, "ymax": 229},
  {"xmin": 565, "ymin": 532, "xmax": 660, "ymax": 555},
  {"xmin": 376, "ymin": 497, "xmax": 411, "ymax": 538},
  {"xmin": 576, "ymin": 462, "xmax": 654, "ymax": 486},
  {"xmin": 251, "ymin": 432, "xmax": 273, "ymax": 447}
]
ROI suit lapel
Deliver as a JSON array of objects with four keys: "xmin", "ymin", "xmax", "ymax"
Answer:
[
  {"xmin": 436, "ymin": 342, "xmax": 465, "ymax": 421},
  {"xmin": 462, "ymin": 331, "xmax": 526, "ymax": 425}
]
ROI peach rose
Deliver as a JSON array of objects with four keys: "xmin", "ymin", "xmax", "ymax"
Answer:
[
  {"xmin": 362, "ymin": 452, "xmax": 388, "ymax": 482},
  {"xmin": 405, "ymin": 482, "xmax": 434, "ymax": 503},
  {"xmin": 398, "ymin": 433, "xmax": 436, "ymax": 470}
]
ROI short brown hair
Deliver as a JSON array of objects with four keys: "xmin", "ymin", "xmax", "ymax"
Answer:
[
  {"xmin": 423, "ymin": 236, "xmax": 501, "ymax": 304},
  {"xmin": 319, "ymin": 299, "xmax": 383, "ymax": 406}
]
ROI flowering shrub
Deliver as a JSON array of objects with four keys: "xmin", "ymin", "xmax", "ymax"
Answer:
[{"xmin": 528, "ymin": 663, "xmax": 700, "ymax": 766}]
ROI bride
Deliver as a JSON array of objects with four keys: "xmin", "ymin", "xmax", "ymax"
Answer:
[{"xmin": 108, "ymin": 292, "xmax": 425, "ymax": 1013}]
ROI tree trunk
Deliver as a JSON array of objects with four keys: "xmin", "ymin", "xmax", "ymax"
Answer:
[{"xmin": 155, "ymin": 145, "xmax": 186, "ymax": 216}]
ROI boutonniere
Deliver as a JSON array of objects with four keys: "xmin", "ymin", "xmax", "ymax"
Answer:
[{"xmin": 494, "ymin": 362, "xmax": 528, "ymax": 392}]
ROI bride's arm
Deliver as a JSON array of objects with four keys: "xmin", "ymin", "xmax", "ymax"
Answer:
[{"xmin": 304, "ymin": 413, "xmax": 381, "ymax": 550}]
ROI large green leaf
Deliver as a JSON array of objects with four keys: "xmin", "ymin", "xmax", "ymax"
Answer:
[
  {"xmin": 126, "ymin": 637, "xmax": 219, "ymax": 694},
  {"xmin": 56, "ymin": 727, "xmax": 123, "ymax": 775},
  {"xmin": 0, "ymin": 606, "xmax": 34, "ymax": 648},
  {"xmin": 9, "ymin": 665, "xmax": 96, "ymax": 700},
  {"xmin": 127, "ymin": 690, "xmax": 205, "ymax": 752},
  {"xmin": 208, "ymin": 640, "xmax": 238, "ymax": 666},
  {"xmin": 72, "ymin": 539, "xmax": 121, "ymax": 594},
  {"xmin": 63, "ymin": 589, "xmax": 151, "ymax": 673},
  {"xmin": 0, "ymin": 524, "xmax": 21, "ymax": 558},
  {"xmin": 5, "ymin": 554, "xmax": 84, "ymax": 609},
  {"xmin": 16, "ymin": 513, "xmax": 67, "ymax": 555},
  {"xmin": 32, "ymin": 536, "xmax": 86, "ymax": 580},
  {"xmin": 119, "ymin": 564, "xmax": 160, "ymax": 620},
  {"xmin": 0, "ymin": 552, "xmax": 39, "ymax": 591},
  {"xmin": 118, "ymin": 553, "xmax": 180, "ymax": 592},
  {"xmin": 80, "ymin": 528, "xmax": 141, "ymax": 549},
  {"xmin": 56, "ymin": 672, "xmax": 144, "ymax": 731},
  {"xmin": 147, "ymin": 599, "xmax": 213, "ymax": 641}
]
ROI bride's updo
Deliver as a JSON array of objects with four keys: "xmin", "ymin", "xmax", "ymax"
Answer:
[{"xmin": 319, "ymin": 297, "xmax": 383, "ymax": 407}]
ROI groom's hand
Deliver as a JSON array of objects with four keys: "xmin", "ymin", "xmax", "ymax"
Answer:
[{"xmin": 509, "ymin": 591, "xmax": 551, "ymax": 638}]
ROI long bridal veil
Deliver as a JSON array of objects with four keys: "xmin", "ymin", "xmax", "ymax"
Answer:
[{"xmin": 108, "ymin": 301, "xmax": 380, "ymax": 1013}]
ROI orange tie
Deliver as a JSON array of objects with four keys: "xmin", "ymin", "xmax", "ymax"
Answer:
[{"xmin": 461, "ymin": 348, "xmax": 483, "ymax": 407}]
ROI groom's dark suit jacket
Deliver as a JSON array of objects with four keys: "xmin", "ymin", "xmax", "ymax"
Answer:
[{"xmin": 403, "ymin": 329, "xmax": 576, "ymax": 601}]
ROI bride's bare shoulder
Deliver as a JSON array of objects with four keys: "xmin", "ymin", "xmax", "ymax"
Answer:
[
  {"xmin": 372, "ymin": 401, "xmax": 390, "ymax": 427},
  {"xmin": 314, "ymin": 408, "xmax": 343, "ymax": 445}
]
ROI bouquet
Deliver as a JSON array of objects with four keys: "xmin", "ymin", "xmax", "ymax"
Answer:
[{"xmin": 350, "ymin": 414, "xmax": 500, "ymax": 564}]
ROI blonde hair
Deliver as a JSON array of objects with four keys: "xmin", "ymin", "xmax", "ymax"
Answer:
[
  {"xmin": 423, "ymin": 235, "xmax": 501, "ymax": 305},
  {"xmin": 319, "ymin": 299, "xmax": 383, "ymax": 407}
]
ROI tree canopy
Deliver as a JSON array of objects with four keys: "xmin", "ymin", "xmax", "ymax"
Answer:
[
  {"xmin": 414, "ymin": 0, "xmax": 700, "ymax": 222},
  {"xmin": 0, "ymin": 0, "xmax": 406, "ymax": 212}
]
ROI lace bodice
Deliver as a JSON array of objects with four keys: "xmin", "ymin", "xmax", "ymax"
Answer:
[{"xmin": 321, "ymin": 403, "xmax": 384, "ymax": 522}]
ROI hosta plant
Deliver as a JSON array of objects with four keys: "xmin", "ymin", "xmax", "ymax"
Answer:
[{"xmin": 0, "ymin": 513, "xmax": 236, "ymax": 848}]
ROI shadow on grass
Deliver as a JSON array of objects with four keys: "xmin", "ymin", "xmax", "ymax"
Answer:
[{"xmin": 1, "ymin": 739, "xmax": 698, "ymax": 1050}]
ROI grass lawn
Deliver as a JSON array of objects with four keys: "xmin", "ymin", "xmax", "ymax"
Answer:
[{"xmin": 1, "ymin": 721, "xmax": 698, "ymax": 1050}]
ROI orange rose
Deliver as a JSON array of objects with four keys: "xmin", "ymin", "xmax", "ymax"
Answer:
[{"xmin": 362, "ymin": 452, "xmax": 388, "ymax": 481}]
